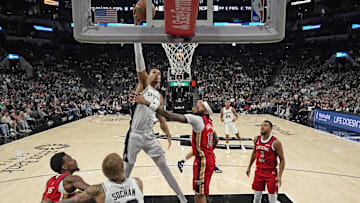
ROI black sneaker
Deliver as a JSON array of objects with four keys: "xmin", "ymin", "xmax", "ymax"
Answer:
[
  {"xmin": 177, "ymin": 160, "xmax": 185, "ymax": 173},
  {"xmin": 214, "ymin": 166, "xmax": 223, "ymax": 173}
]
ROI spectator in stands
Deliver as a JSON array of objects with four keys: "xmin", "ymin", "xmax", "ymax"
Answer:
[{"xmin": 1, "ymin": 111, "xmax": 17, "ymax": 132}]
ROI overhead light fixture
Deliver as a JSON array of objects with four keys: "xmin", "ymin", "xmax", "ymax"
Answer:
[
  {"xmin": 336, "ymin": 52, "xmax": 349, "ymax": 58},
  {"xmin": 291, "ymin": 0, "xmax": 311, "ymax": 6},
  {"xmin": 352, "ymin": 24, "xmax": 360, "ymax": 30},
  {"xmin": 33, "ymin": 25, "xmax": 54, "ymax": 32},
  {"xmin": 302, "ymin": 24, "xmax": 321, "ymax": 31},
  {"xmin": 8, "ymin": 54, "xmax": 19, "ymax": 60}
]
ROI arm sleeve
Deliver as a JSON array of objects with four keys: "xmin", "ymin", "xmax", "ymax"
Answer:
[
  {"xmin": 134, "ymin": 43, "xmax": 146, "ymax": 72},
  {"xmin": 184, "ymin": 114, "xmax": 204, "ymax": 133}
]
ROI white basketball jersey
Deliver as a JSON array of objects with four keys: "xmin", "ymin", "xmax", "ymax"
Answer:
[
  {"xmin": 102, "ymin": 178, "xmax": 144, "ymax": 203},
  {"xmin": 131, "ymin": 85, "xmax": 161, "ymax": 133},
  {"xmin": 223, "ymin": 107, "xmax": 235, "ymax": 123}
]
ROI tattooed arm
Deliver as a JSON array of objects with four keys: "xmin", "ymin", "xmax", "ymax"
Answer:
[
  {"xmin": 134, "ymin": 93, "xmax": 187, "ymax": 123},
  {"xmin": 56, "ymin": 185, "xmax": 103, "ymax": 203},
  {"xmin": 156, "ymin": 108, "xmax": 187, "ymax": 123}
]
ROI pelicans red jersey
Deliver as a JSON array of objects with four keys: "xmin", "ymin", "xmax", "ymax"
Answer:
[
  {"xmin": 190, "ymin": 115, "xmax": 215, "ymax": 195},
  {"xmin": 255, "ymin": 135, "xmax": 277, "ymax": 169},
  {"xmin": 252, "ymin": 135, "xmax": 278, "ymax": 193},
  {"xmin": 191, "ymin": 115, "xmax": 215, "ymax": 160},
  {"xmin": 42, "ymin": 173, "xmax": 76, "ymax": 202}
]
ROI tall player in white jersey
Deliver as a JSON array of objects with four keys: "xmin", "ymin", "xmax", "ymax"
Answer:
[
  {"xmin": 123, "ymin": 43, "xmax": 187, "ymax": 203},
  {"xmin": 45, "ymin": 153, "xmax": 144, "ymax": 203},
  {"xmin": 220, "ymin": 100, "xmax": 246, "ymax": 153}
]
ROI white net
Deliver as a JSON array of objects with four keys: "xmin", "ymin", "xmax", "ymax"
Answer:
[{"xmin": 161, "ymin": 43, "xmax": 198, "ymax": 75}]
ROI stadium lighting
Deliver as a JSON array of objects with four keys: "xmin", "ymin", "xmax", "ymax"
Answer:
[
  {"xmin": 291, "ymin": 0, "xmax": 311, "ymax": 6},
  {"xmin": 33, "ymin": 25, "xmax": 54, "ymax": 32},
  {"xmin": 92, "ymin": 23, "xmax": 147, "ymax": 26},
  {"xmin": 0, "ymin": 26, "xmax": 2, "ymax": 31},
  {"xmin": 213, "ymin": 22, "xmax": 264, "ymax": 26},
  {"xmin": 8, "ymin": 54, "xmax": 19, "ymax": 60},
  {"xmin": 352, "ymin": 24, "xmax": 360, "ymax": 30},
  {"xmin": 336, "ymin": 52, "xmax": 349, "ymax": 58},
  {"xmin": 302, "ymin": 24, "xmax": 321, "ymax": 31}
]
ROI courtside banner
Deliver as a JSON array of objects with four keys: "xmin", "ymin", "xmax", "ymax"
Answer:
[
  {"xmin": 314, "ymin": 109, "xmax": 360, "ymax": 133},
  {"xmin": 164, "ymin": 0, "xmax": 199, "ymax": 36}
]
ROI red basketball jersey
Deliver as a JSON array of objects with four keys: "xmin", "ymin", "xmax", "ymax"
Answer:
[
  {"xmin": 191, "ymin": 116, "xmax": 215, "ymax": 160},
  {"xmin": 255, "ymin": 135, "xmax": 277, "ymax": 170},
  {"xmin": 42, "ymin": 173, "xmax": 75, "ymax": 202}
]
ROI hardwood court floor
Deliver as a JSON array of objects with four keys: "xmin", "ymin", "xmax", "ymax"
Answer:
[{"xmin": 0, "ymin": 114, "xmax": 359, "ymax": 203}]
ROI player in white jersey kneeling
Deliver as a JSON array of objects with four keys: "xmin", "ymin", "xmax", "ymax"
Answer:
[
  {"xmin": 220, "ymin": 99, "xmax": 246, "ymax": 153},
  {"xmin": 44, "ymin": 153, "xmax": 144, "ymax": 203}
]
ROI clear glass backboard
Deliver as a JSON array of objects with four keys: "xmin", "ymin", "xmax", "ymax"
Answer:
[{"xmin": 72, "ymin": 0, "xmax": 286, "ymax": 44}]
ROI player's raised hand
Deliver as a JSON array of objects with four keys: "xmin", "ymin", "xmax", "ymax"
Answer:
[
  {"xmin": 133, "ymin": 4, "xmax": 141, "ymax": 25},
  {"xmin": 134, "ymin": 93, "xmax": 148, "ymax": 105},
  {"xmin": 129, "ymin": 91, "xmax": 136, "ymax": 103}
]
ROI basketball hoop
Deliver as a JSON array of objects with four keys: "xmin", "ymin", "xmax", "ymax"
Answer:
[{"xmin": 162, "ymin": 42, "xmax": 198, "ymax": 75}]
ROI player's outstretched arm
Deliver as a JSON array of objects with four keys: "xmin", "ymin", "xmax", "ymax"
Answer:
[
  {"xmin": 134, "ymin": 93, "xmax": 187, "ymax": 123},
  {"xmin": 53, "ymin": 185, "xmax": 103, "ymax": 203},
  {"xmin": 157, "ymin": 108, "xmax": 187, "ymax": 123},
  {"xmin": 64, "ymin": 175, "xmax": 90, "ymax": 192},
  {"xmin": 134, "ymin": 43, "xmax": 149, "ymax": 93}
]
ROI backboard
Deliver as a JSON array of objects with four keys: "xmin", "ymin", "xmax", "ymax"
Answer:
[{"xmin": 72, "ymin": 0, "xmax": 286, "ymax": 44}]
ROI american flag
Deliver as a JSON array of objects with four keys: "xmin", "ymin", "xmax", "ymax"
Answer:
[{"xmin": 94, "ymin": 9, "xmax": 118, "ymax": 23}]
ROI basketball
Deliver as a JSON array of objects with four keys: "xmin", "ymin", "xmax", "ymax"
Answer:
[{"xmin": 134, "ymin": 0, "xmax": 156, "ymax": 23}]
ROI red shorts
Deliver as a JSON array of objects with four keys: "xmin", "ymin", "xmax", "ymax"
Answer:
[
  {"xmin": 193, "ymin": 156, "xmax": 215, "ymax": 195},
  {"xmin": 252, "ymin": 168, "xmax": 278, "ymax": 194}
]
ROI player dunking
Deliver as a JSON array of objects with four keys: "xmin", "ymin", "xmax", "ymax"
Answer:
[
  {"xmin": 246, "ymin": 120, "xmax": 285, "ymax": 203},
  {"xmin": 135, "ymin": 95, "xmax": 218, "ymax": 203},
  {"xmin": 123, "ymin": 43, "xmax": 187, "ymax": 203},
  {"xmin": 220, "ymin": 99, "xmax": 245, "ymax": 153}
]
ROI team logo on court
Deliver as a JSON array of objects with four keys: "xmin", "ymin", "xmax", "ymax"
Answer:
[
  {"xmin": 35, "ymin": 144, "xmax": 70, "ymax": 150},
  {"xmin": 102, "ymin": 118, "xmax": 130, "ymax": 122},
  {"xmin": 254, "ymin": 124, "xmax": 295, "ymax": 136},
  {"xmin": 0, "ymin": 144, "xmax": 70, "ymax": 173}
]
